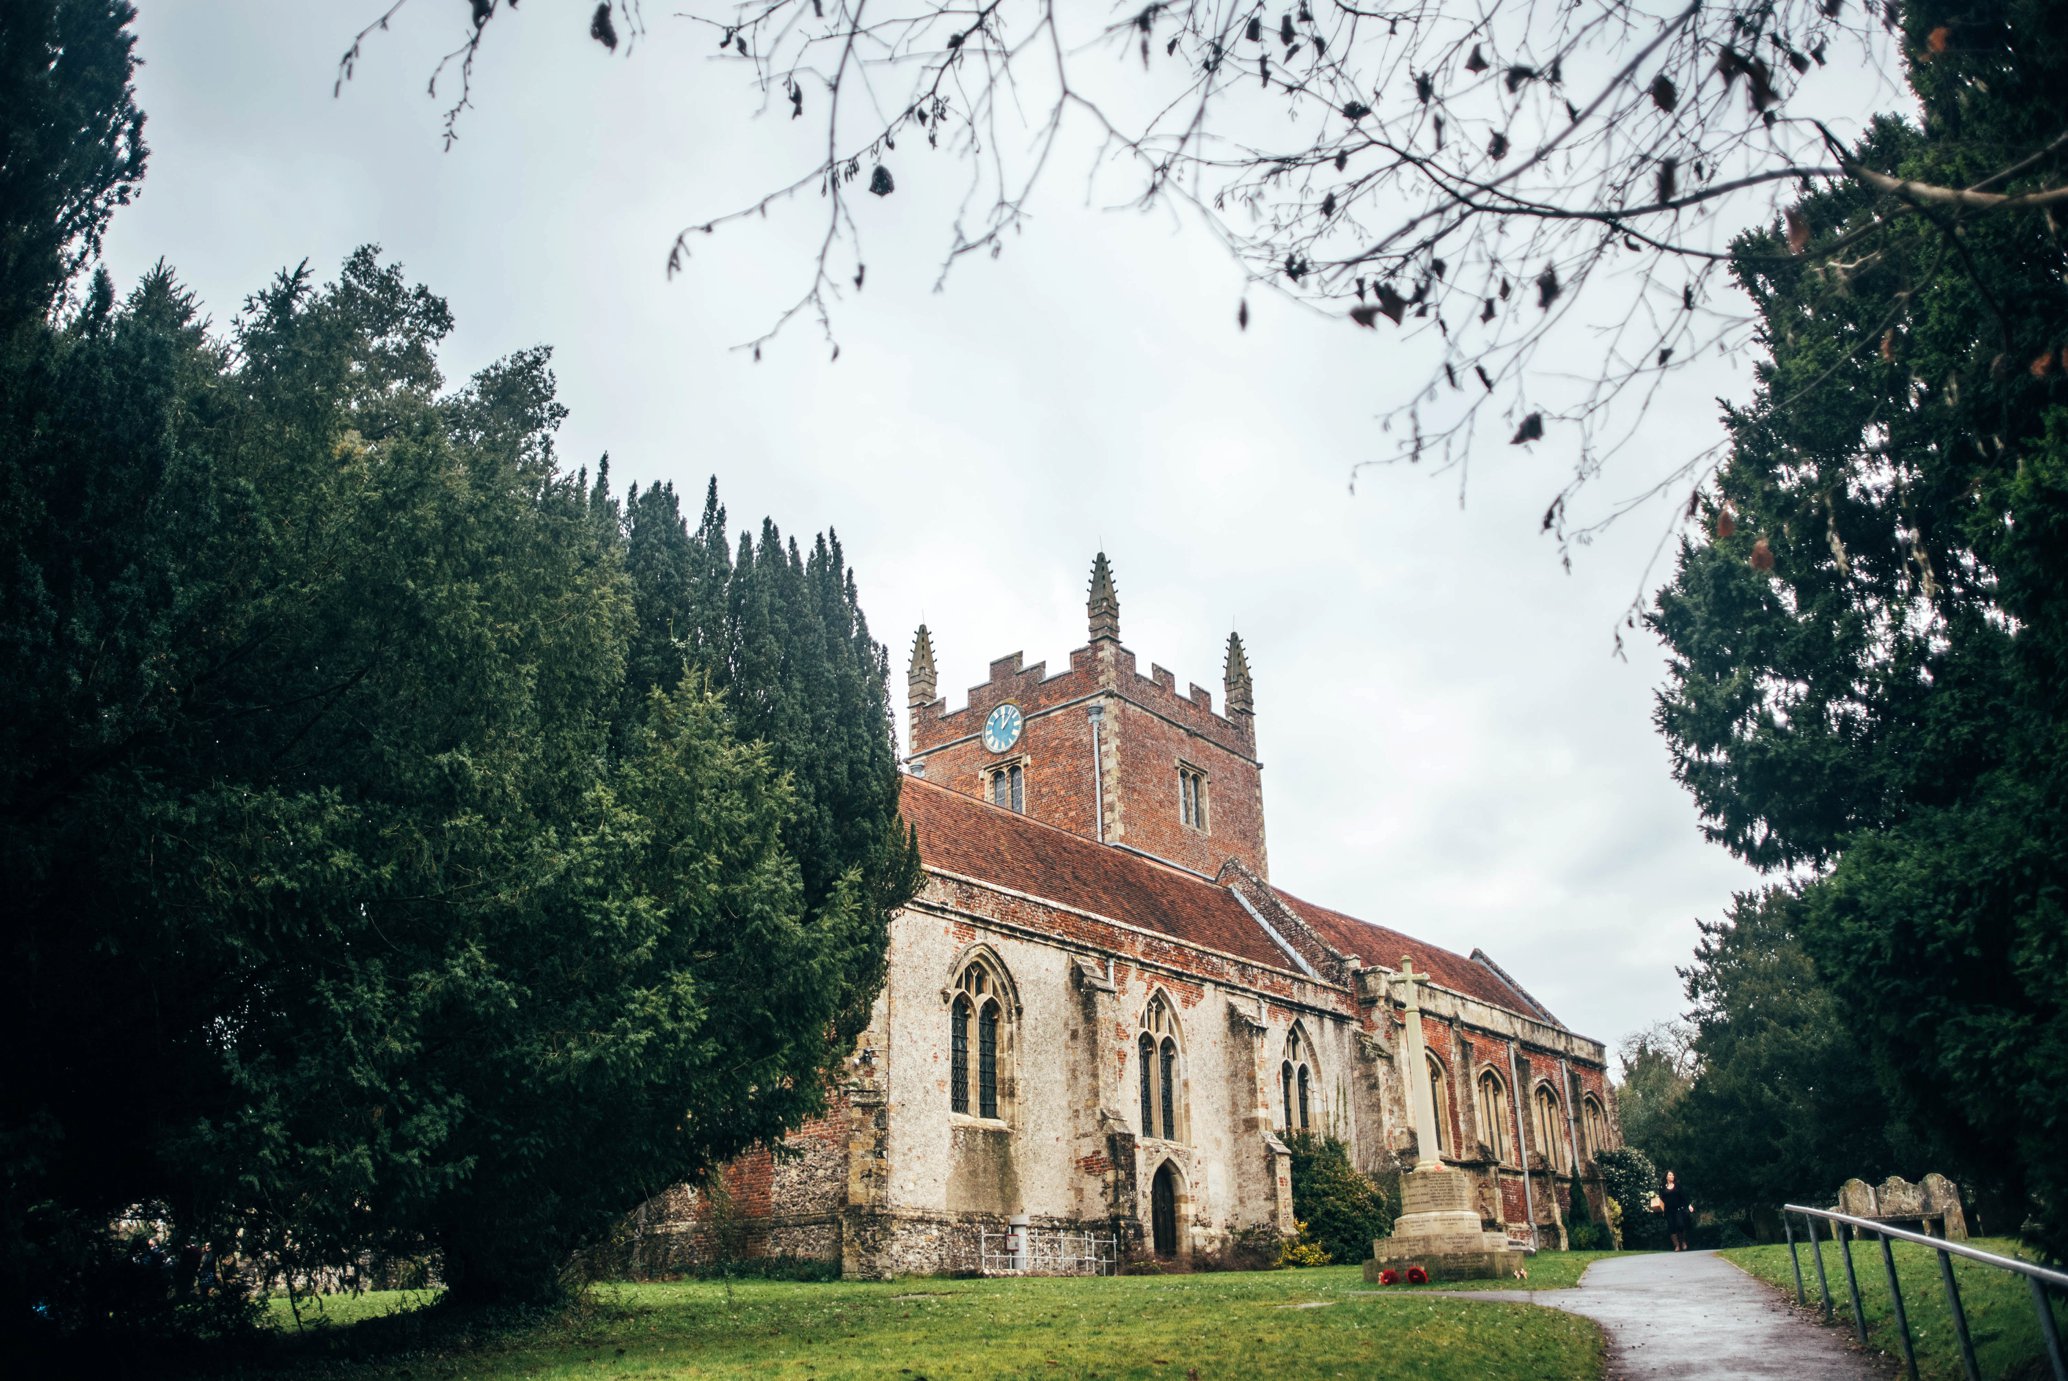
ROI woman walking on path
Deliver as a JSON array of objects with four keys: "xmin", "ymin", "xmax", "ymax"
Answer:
[{"xmin": 1657, "ymin": 1172, "xmax": 1695, "ymax": 1251}]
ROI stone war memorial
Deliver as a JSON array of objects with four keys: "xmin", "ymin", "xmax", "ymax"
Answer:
[
  {"xmin": 633, "ymin": 555, "xmax": 1619, "ymax": 1278},
  {"xmin": 1365, "ymin": 961, "xmax": 1529, "ymax": 1281}
]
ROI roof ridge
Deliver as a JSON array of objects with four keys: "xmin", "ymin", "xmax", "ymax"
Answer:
[{"xmin": 1266, "ymin": 882, "xmax": 1480, "ymax": 970}]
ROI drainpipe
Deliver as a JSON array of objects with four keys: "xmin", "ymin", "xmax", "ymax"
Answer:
[
  {"xmin": 1087, "ymin": 703, "xmax": 1105, "ymax": 842},
  {"xmin": 1508, "ymin": 1040, "xmax": 1538, "ymax": 1250}
]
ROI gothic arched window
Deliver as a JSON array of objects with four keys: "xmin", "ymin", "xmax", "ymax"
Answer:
[
  {"xmin": 1139, "ymin": 994, "xmax": 1186, "ymax": 1142},
  {"xmin": 1139, "ymin": 1033, "xmax": 1156, "ymax": 1135},
  {"xmin": 950, "ymin": 995, "xmax": 971, "ymax": 1115},
  {"xmin": 1582, "ymin": 1095, "xmax": 1608, "ymax": 1162},
  {"xmin": 1425, "ymin": 1052, "xmax": 1452, "ymax": 1157},
  {"xmin": 950, "ymin": 958, "xmax": 1012, "ymax": 1120},
  {"xmin": 1281, "ymin": 1024, "xmax": 1316, "ymax": 1134},
  {"xmin": 1476, "ymin": 1070, "xmax": 1512, "ymax": 1164},
  {"xmin": 1534, "ymin": 1084, "xmax": 1568, "ymax": 1173}
]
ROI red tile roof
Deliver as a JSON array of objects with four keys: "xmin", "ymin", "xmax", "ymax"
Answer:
[
  {"xmin": 899, "ymin": 777, "xmax": 1295, "ymax": 970},
  {"xmin": 897, "ymin": 776, "xmax": 1558, "ymax": 1028},
  {"xmin": 1270, "ymin": 889, "xmax": 1555, "ymax": 1023}
]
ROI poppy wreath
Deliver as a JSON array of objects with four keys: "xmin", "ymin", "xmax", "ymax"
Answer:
[
  {"xmin": 1405, "ymin": 1265, "xmax": 1430, "ymax": 1285},
  {"xmin": 1377, "ymin": 1268, "xmax": 1400, "ymax": 1285}
]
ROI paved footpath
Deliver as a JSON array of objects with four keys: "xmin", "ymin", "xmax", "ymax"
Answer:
[{"xmin": 1450, "ymin": 1249, "xmax": 1885, "ymax": 1380}]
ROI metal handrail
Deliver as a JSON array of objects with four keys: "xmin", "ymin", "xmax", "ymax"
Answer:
[{"xmin": 1782, "ymin": 1202, "xmax": 2067, "ymax": 1381}]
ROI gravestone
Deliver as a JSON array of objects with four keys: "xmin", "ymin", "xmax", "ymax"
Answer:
[{"xmin": 1835, "ymin": 1173, "xmax": 1967, "ymax": 1241}]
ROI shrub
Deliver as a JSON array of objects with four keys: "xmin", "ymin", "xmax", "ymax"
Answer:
[
  {"xmin": 1284, "ymin": 1134, "xmax": 1394, "ymax": 1267},
  {"xmin": 1277, "ymin": 1228, "xmax": 1331, "ymax": 1269},
  {"xmin": 1564, "ymin": 1172, "xmax": 1614, "ymax": 1252},
  {"xmin": 1597, "ymin": 1148, "xmax": 1668, "ymax": 1250}
]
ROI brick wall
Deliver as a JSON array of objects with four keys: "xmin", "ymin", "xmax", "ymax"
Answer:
[{"xmin": 908, "ymin": 638, "xmax": 1267, "ymax": 878}]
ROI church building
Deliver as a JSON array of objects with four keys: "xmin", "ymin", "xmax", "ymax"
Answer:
[{"xmin": 636, "ymin": 555, "xmax": 1619, "ymax": 1278}]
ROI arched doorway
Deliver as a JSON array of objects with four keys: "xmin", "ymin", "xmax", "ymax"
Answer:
[{"xmin": 1150, "ymin": 1162, "xmax": 1180, "ymax": 1258}]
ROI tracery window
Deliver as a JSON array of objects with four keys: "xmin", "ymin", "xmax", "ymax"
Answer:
[
  {"xmin": 977, "ymin": 1002, "xmax": 999, "ymax": 1118},
  {"xmin": 1281, "ymin": 1024, "xmax": 1316, "ymax": 1134},
  {"xmin": 1425, "ymin": 1052, "xmax": 1452, "ymax": 1157},
  {"xmin": 1476, "ymin": 1070, "xmax": 1512, "ymax": 1164},
  {"xmin": 1534, "ymin": 1084, "xmax": 1568, "ymax": 1173},
  {"xmin": 949, "ymin": 958, "xmax": 1011, "ymax": 1120},
  {"xmin": 1582, "ymin": 1095, "xmax": 1608, "ymax": 1162},
  {"xmin": 1139, "ymin": 994, "xmax": 1185, "ymax": 1142}
]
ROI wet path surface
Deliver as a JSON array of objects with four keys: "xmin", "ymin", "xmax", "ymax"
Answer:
[{"xmin": 1449, "ymin": 1249, "xmax": 1885, "ymax": 1380}]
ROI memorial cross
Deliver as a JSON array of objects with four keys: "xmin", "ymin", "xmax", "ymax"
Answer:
[{"xmin": 1394, "ymin": 957, "xmax": 1447, "ymax": 1170}]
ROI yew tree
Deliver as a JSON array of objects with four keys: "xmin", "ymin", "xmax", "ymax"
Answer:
[
  {"xmin": 1, "ymin": 247, "xmax": 916, "ymax": 1325},
  {"xmin": 1650, "ymin": 2, "xmax": 2068, "ymax": 1251}
]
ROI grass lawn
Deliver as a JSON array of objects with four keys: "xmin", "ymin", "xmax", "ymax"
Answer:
[
  {"xmin": 1724, "ymin": 1236, "xmax": 2068, "ymax": 1381},
  {"xmin": 1420, "ymin": 1249, "xmax": 1626, "ymax": 1293},
  {"xmin": 253, "ymin": 1264, "xmax": 1605, "ymax": 1379}
]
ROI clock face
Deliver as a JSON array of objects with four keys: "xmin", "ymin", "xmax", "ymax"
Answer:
[{"xmin": 981, "ymin": 702, "xmax": 1024, "ymax": 754}]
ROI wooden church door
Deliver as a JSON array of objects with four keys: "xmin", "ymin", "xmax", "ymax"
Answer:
[{"xmin": 1151, "ymin": 1163, "xmax": 1178, "ymax": 1257}]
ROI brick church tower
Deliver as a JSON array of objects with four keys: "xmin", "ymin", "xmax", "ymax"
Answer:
[{"xmin": 905, "ymin": 554, "xmax": 1268, "ymax": 879}]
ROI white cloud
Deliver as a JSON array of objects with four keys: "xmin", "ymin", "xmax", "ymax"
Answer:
[{"xmin": 102, "ymin": 0, "xmax": 1785, "ymax": 1048}]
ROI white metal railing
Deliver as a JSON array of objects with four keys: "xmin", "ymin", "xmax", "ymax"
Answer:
[{"xmin": 976, "ymin": 1224, "xmax": 1118, "ymax": 1276}]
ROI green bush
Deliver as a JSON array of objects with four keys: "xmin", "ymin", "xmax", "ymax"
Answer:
[
  {"xmin": 1277, "ymin": 1228, "xmax": 1332, "ymax": 1269},
  {"xmin": 1283, "ymin": 1134, "xmax": 1394, "ymax": 1267},
  {"xmin": 1597, "ymin": 1148, "xmax": 1667, "ymax": 1250},
  {"xmin": 1563, "ymin": 1172, "xmax": 1614, "ymax": 1252}
]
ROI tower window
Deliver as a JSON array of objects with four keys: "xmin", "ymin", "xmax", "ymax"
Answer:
[
  {"xmin": 1179, "ymin": 765, "xmax": 1208, "ymax": 830},
  {"xmin": 989, "ymin": 762, "xmax": 1024, "ymax": 813}
]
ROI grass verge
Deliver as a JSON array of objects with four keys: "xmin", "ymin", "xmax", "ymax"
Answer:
[
  {"xmin": 1414, "ymin": 1249, "xmax": 1627, "ymax": 1293},
  {"xmin": 249, "ymin": 1265, "xmax": 1604, "ymax": 1379},
  {"xmin": 1723, "ymin": 1236, "xmax": 2067, "ymax": 1381}
]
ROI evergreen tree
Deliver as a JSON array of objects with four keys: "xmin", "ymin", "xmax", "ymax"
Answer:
[
  {"xmin": 1670, "ymin": 891, "xmax": 1913, "ymax": 1223},
  {"xmin": 2, "ymin": 246, "xmax": 919, "ymax": 1328},
  {"xmin": 1563, "ymin": 1170, "xmax": 1609, "ymax": 1252},
  {"xmin": 1283, "ymin": 1134, "xmax": 1394, "ymax": 1267},
  {"xmin": 1650, "ymin": 0, "xmax": 2068, "ymax": 1253},
  {"xmin": 621, "ymin": 484, "xmax": 922, "ymax": 1049},
  {"xmin": 0, "ymin": 1, "xmax": 146, "ymax": 327}
]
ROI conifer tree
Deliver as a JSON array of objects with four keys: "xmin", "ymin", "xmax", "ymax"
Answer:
[
  {"xmin": 1651, "ymin": 1, "xmax": 2068, "ymax": 1253},
  {"xmin": 1, "ymin": 245, "xmax": 920, "ymax": 1325}
]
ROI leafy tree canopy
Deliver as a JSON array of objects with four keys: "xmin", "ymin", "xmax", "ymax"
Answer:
[{"xmin": 1610, "ymin": 1020, "xmax": 1693, "ymax": 1170}]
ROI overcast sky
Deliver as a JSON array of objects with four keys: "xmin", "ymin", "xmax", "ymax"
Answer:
[{"xmin": 101, "ymin": 3, "xmax": 1907, "ymax": 1058}]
